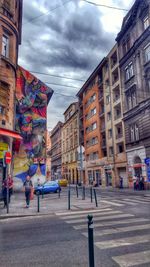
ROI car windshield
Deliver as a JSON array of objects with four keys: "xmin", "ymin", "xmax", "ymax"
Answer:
[{"xmin": 44, "ymin": 181, "xmax": 57, "ymax": 186}]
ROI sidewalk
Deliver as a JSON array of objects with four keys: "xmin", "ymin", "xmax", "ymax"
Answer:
[
  {"xmin": 70, "ymin": 184, "xmax": 150, "ymax": 196},
  {"xmin": 0, "ymin": 190, "xmax": 103, "ymax": 220}
]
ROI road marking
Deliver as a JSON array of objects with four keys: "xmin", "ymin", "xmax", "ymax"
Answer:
[
  {"xmin": 101, "ymin": 200, "xmax": 124, "ymax": 206},
  {"xmin": 95, "ymin": 234, "xmax": 150, "ymax": 249},
  {"xmin": 112, "ymin": 250, "xmax": 150, "ymax": 267},
  {"xmin": 124, "ymin": 198, "xmax": 150, "ymax": 204},
  {"xmin": 65, "ymin": 211, "xmax": 123, "ymax": 223},
  {"xmin": 82, "ymin": 223, "xmax": 150, "ymax": 237},
  {"xmin": 55, "ymin": 208, "xmax": 111, "ymax": 216},
  {"xmin": 74, "ymin": 218, "xmax": 149, "ymax": 230},
  {"xmin": 61, "ymin": 208, "xmax": 112, "ymax": 219},
  {"xmin": 67, "ymin": 213, "xmax": 134, "ymax": 225},
  {"xmin": 112, "ymin": 200, "xmax": 137, "ymax": 206}
]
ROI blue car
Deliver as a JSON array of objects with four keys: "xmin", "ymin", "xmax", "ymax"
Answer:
[{"xmin": 34, "ymin": 181, "xmax": 61, "ymax": 194}]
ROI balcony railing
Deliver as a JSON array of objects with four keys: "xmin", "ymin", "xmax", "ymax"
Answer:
[
  {"xmin": 116, "ymin": 133, "xmax": 123, "ymax": 139},
  {"xmin": 101, "ymin": 140, "xmax": 106, "ymax": 147},
  {"xmin": 99, "ymin": 109, "xmax": 105, "ymax": 117},
  {"xmin": 114, "ymin": 113, "xmax": 121, "ymax": 120}
]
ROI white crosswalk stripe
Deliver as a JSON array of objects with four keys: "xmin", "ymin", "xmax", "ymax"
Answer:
[
  {"xmin": 65, "ymin": 212, "xmax": 134, "ymax": 224},
  {"xmin": 95, "ymin": 234, "xmax": 150, "ymax": 249},
  {"xmin": 73, "ymin": 218, "xmax": 149, "ymax": 230},
  {"xmin": 82, "ymin": 223, "xmax": 150, "ymax": 237},
  {"xmin": 56, "ymin": 201, "xmax": 150, "ymax": 267},
  {"xmin": 112, "ymin": 250, "xmax": 150, "ymax": 267},
  {"xmin": 63, "ymin": 210, "xmax": 121, "ymax": 222}
]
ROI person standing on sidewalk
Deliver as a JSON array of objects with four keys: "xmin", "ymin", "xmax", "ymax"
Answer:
[
  {"xmin": 2, "ymin": 174, "xmax": 13, "ymax": 208},
  {"xmin": 23, "ymin": 175, "xmax": 33, "ymax": 208}
]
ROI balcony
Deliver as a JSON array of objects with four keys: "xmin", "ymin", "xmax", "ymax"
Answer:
[
  {"xmin": 114, "ymin": 113, "xmax": 122, "ymax": 120},
  {"xmin": 101, "ymin": 139, "xmax": 106, "ymax": 148},
  {"xmin": 99, "ymin": 108, "xmax": 105, "ymax": 117},
  {"xmin": 99, "ymin": 91, "xmax": 104, "ymax": 102},
  {"xmin": 116, "ymin": 133, "xmax": 123, "ymax": 139},
  {"xmin": 100, "ymin": 125, "xmax": 105, "ymax": 132}
]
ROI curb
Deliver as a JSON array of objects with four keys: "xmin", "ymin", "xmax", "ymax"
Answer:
[{"xmin": 0, "ymin": 212, "xmax": 55, "ymax": 220}]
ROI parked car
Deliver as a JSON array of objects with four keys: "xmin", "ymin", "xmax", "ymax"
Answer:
[
  {"xmin": 34, "ymin": 181, "xmax": 61, "ymax": 194},
  {"xmin": 58, "ymin": 179, "xmax": 68, "ymax": 187}
]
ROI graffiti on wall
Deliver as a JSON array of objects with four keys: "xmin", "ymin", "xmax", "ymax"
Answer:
[{"xmin": 13, "ymin": 66, "xmax": 53, "ymax": 185}]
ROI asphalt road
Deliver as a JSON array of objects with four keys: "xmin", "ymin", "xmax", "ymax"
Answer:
[{"xmin": 0, "ymin": 189, "xmax": 150, "ymax": 267}]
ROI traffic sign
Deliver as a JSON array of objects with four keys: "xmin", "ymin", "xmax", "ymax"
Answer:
[{"xmin": 5, "ymin": 151, "xmax": 12, "ymax": 164}]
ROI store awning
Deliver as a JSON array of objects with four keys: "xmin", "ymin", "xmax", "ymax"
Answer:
[{"xmin": 0, "ymin": 128, "xmax": 22, "ymax": 140}]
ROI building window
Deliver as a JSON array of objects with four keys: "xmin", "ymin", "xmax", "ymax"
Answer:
[
  {"xmin": 144, "ymin": 43, "xmax": 150, "ymax": 63},
  {"xmin": 106, "ymin": 95, "xmax": 110, "ymax": 104},
  {"xmin": 135, "ymin": 124, "xmax": 139, "ymax": 141},
  {"xmin": 2, "ymin": 35, "xmax": 9, "ymax": 57},
  {"xmin": 122, "ymin": 35, "xmax": 131, "ymax": 56},
  {"xmin": 109, "ymin": 147, "xmax": 113, "ymax": 157},
  {"xmin": 126, "ymin": 88, "xmax": 137, "ymax": 110},
  {"xmin": 0, "ymin": 105, "xmax": 5, "ymax": 115},
  {"xmin": 91, "ymin": 107, "xmax": 96, "ymax": 116},
  {"xmin": 117, "ymin": 143, "xmax": 124, "ymax": 153},
  {"xmin": 143, "ymin": 15, "xmax": 149, "ymax": 30},
  {"xmin": 92, "ymin": 122, "xmax": 97, "ymax": 130},
  {"xmin": 108, "ymin": 129, "xmax": 112, "ymax": 139},
  {"xmin": 125, "ymin": 62, "xmax": 134, "ymax": 81},
  {"xmin": 107, "ymin": 112, "xmax": 111, "ymax": 121},
  {"xmin": 130, "ymin": 123, "xmax": 139, "ymax": 142}
]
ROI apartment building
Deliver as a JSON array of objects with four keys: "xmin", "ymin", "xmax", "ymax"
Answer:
[
  {"xmin": 77, "ymin": 59, "xmax": 107, "ymax": 186},
  {"xmin": 61, "ymin": 102, "xmax": 79, "ymax": 184},
  {"xmin": 46, "ymin": 131, "xmax": 51, "ymax": 180},
  {"xmin": 51, "ymin": 121, "xmax": 63, "ymax": 180},
  {"xmin": 103, "ymin": 45, "xmax": 127, "ymax": 187},
  {"xmin": 0, "ymin": 0, "xmax": 23, "ymax": 191},
  {"xmin": 116, "ymin": 0, "xmax": 150, "ymax": 188}
]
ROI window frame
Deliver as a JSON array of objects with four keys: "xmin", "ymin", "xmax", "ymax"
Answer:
[{"xmin": 2, "ymin": 34, "xmax": 9, "ymax": 58}]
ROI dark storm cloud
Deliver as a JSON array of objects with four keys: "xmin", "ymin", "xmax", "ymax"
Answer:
[{"xmin": 19, "ymin": 0, "xmax": 118, "ymax": 129}]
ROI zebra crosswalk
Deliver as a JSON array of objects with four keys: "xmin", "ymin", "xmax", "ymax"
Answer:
[
  {"xmin": 56, "ymin": 207, "xmax": 150, "ymax": 267},
  {"xmin": 100, "ymin": 196, "xmax": 150, "ymax": 207}
]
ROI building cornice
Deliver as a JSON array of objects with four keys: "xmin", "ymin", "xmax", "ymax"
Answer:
[
  {"xmin": 119, "ymin": 26, "xmax": 150, "ymax": 67},
  {"xmin": 123, "ymin": 98, "xmax": 150, "ymax": 121}
]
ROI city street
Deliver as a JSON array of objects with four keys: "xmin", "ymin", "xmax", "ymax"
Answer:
[{"xmin": 0, "ymin": 188, "xmax": 150, "ymax": 267}]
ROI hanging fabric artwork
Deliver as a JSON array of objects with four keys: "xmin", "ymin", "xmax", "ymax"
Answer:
[{"xmin": 13, "ymin": 66, "xmax": 53, "ymax": 186}]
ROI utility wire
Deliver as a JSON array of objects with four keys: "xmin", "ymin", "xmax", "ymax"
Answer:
[
  {"xmin": 23, "ymin": 0, "xmax": 72, "ymax": 25},
  {"xmin": 29, "ymin": 70, "xmax": 85, "ymax": 82},
  {"xmin": 82, "ymin": 0, "xmax": 128, "ymax": 11}
]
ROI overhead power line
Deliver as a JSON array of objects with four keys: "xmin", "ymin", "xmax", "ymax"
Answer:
[
  {"xmin": 29, "ymin": 70, "xmax": 85, "ymax": 82},
  {"xmin": 23, "ymin": 0, "xmax": 72, "ymax": 25},
  {"xmin": 82, "ymin": 0, "xmax": 128, "ymax": 11},
  {"xmin": 45, "ymin": 81, "xmax": 79, "ymax": 89}
]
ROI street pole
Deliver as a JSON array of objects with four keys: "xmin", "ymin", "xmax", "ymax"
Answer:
[
  {"xmin": 68, "ymin": 182, "xmax": 71, "ymax": 210},
  {"xmin": 6, "ymin": 165, "xmax": 9, "ymax": 214},
  {"xmin": 90, "ymin": 186, "xmax": 93, "ymax": 203},
  {"xmin": 37, "ymin": 191, "xmax": 40, "ymax": 212},
  {"xmin": 76, "ymin": 184, "xmax": 78, "ymax": 198},
  {"xmin": 93, "ymin": 189, "xmax": 98, "ymax": 207},
  {"xmin": 87, "ymin": 215, "xmax": 95, "ymax": 267}
]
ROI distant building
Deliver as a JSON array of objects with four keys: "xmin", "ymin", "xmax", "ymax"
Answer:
[
  {"xmin": 61, "ymin": 102, "xmax": 79, "ymax": 184},
  {"xmin": 51, "ymin": 121, "xmax": 63, "ymax": 180},
  {"xmin": 103, "ymin": 45, "xmax": 127, "ymax": 187},
  {"xmin": 77, "ymin": 59, "xmax": 107, "ymax": 186},
  {"xmin": 0, "ymin": 0, "xmax": 23, "ymax": 191},
  {"xmin": 46, "ymin": 131, "xmax": 52, "ymax": 180},
  {"xmin": 116, "ymin": 0, "xmax": 150, "ymax": 188}
]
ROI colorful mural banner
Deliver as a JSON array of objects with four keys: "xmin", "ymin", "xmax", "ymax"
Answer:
[{"xmin": 13, "ymin": 66, "xmax": 53, "ymax": 185}]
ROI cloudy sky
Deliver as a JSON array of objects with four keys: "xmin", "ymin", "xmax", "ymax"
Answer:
[{"xmin": 19, "ymin": 0, "xmax": 134, "ymax": 130}]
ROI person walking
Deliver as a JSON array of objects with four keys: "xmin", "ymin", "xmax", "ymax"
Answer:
[
  {"xmin": 23, "ymin": 175, "xmax": 33, "ymax": 208},
  {"xmin": 119, "ymin": 176, "xmax": 123, "ymax": 189},
  {"xmin": 2, "ymin": 174, "xmax": 13, "ymax": 208}
]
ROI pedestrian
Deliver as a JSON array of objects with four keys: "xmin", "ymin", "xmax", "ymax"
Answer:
[
  {"xmin": 23, "ymin": 175, "xmax": 33, "ymax": 208},
  {"xmin": 119, "ymin": 176, "xmax": 123, "ymax": 189},
  {"xmin": 2, "ymin": 174, "xmax": 13, "ymax": 208}
]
